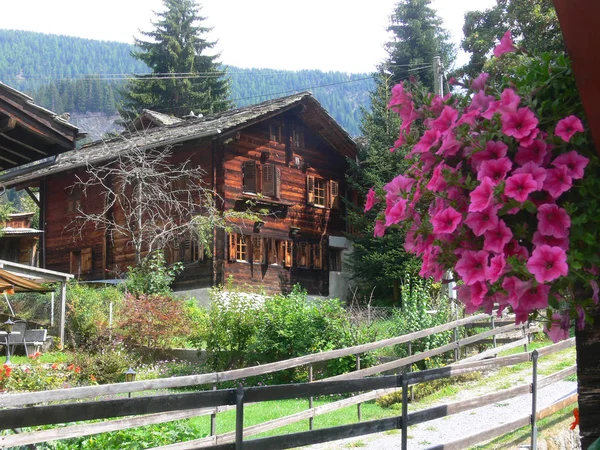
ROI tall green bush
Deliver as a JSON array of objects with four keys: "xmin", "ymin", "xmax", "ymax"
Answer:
[
  {"xmin": 66, "ymin": 284, "xmax": 124, "ymax": 347},
  {"xmin": 126, "ymin": 251, "xmax": 182, "ymax": 296}
]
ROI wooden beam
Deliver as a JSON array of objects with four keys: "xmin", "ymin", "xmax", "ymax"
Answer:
[
  {"xmin": 24, "ymin": 187, "xmax": 40, "ymax": 208},
  {"xmin": 0, "ymin": 153, "xmax": 17, "ymax": 165},
  {"xmin": 1, "ymin": 133, "xmax": 47, "ymax": 156},
  {"xmin": 0, "ymin": 116, "xmax": 16, "ymax": 134},
  {"xmin": 0, "ymin": 144, "xmax": 32, "ymax": 161}
]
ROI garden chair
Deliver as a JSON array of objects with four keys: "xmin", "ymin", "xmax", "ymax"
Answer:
[
  {"xmin": 7, "ymin": 320, "xmax": 28, "ymax": 356},
  {"xmin": 23, "ymin": 329, "xmax": 47, "ymax": 354}
]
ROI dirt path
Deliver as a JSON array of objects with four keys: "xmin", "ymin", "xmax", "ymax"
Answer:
[{"xmin": 305, "ymin": 345, "xmax": 576, "ymax": 450}]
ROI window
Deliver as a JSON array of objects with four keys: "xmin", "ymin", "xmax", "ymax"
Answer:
[
  {"xmin": 280, "ymin": 240, "xmax": 293, "ymax": 268},
  {"xmin": 296, "ymin": 242, "xmax": 309, "ymax": 268},
  {"xmin": 67, "ymin": 186, "xmax": 82, "ymax": 214},
  {"xmin": 243, "ymin": 162, "xmax": 281, "ymax": 199},
  {"xmin": 314, "ymin": 179, "xmax": 326, "ymax": 207},
  {"xmin": 292, "ymin": 127, "xmax": 304, "ymax": 148},
  {"xmin": 228, "ymin": 234, "xmax": 248, "ymax": 262},
  {"xmin": 270, "ymin": 123, "xmax": 282, "ymax": 143},
  {"xmin": 70, "ymin": 248, "xmax": 92, "ymax": 275},
  {"xmin": 330, "ymin": 249, "xmax": 342, "ymax": 272},
  {"xmin": 312, "ymin": 244, "xmax": 323, "ymax": 270},
  {"xmin": 306, "ymin": 176, "xmax": 340, "ymax": 209}
]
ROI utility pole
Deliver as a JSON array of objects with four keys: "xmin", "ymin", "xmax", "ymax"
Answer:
[{"xmin": 433, "ymin": 56, "xmax": 443, "ymax": 96}]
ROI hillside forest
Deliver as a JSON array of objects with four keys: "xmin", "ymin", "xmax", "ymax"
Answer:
[{"xmin": 0, "ymin": 29, "xmax": 372, "ymax": 136}]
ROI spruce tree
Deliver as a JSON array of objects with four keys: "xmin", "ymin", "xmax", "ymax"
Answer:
[
  {"xmin": 385, "ymin": 0, "xmax": 455, "ymax": 89},
  {"xmin": 345, "ymin": 1, "xmax": 454, "ymax": 304},
  {"xmin": 120, "ymin": 0, "xmax": 231, "ymax": 121}
]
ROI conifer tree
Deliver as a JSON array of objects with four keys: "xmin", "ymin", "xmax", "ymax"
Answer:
[
  {"xmin": 345, "ymin": 1, "xmax": 454, "ymax": 304},
  {"xmin": 119, "ymin": 0, "xmax": 231, "ymax": 121}
]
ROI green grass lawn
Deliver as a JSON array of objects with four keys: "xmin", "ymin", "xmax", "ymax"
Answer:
[{"xmin": 3, "ymin": 350, "xmax": 70, "ymax": 365}]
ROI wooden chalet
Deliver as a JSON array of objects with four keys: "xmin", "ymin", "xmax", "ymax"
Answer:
[
  {"xmin": 0, "ymin": 212, "xmax": 42, "ymax": 265},
  {"xmin": 5, "ymin": 93, "xmax": 358, "ymax": 298}
]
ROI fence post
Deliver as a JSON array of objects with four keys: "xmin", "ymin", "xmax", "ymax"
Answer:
[
  {"xmin": 408, "ymin": 341, "xmax": 414, "ymax": 402},
  {"xmin": 401, "ymin": 372, "xmax": 409, "ymax": 450},
  {"xmin": 50, "ymin": 293, "xmax": 55, "ymax": 327},
  {"xmin": 356, "ymin": 354, "xmax": 362, "ymax": 422},
  {"xmin": 491, "ymin": 315, "xmax": 497, "ymax": 348},
  {"xmin": 524, "ymin": 324, "xmax": 529, "ymax": 353},
  {"xmin": 210, "ymin": 382, "xmax": 217, "ymax": 437},
  {"xmin": 531, "ymin": 350, "xmax": 539, "ymax": 450},
  {"xmin": 235, "ymin": 385, "xmax": 245, "ymax": 450},
  {"xmin": 308, "ymin": 364, "xmax": 314, "ymax": 431},
  {"xmin": 453, "ymin": 325, "xmax": 460, "ymax": 361}
]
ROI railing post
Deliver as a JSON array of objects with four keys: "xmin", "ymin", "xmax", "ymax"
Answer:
[
  {"xmin": 401, "ymin": 372, "xmax": 409, "ymax": 450},
  {"xmin": 453, "ymin": 325, "xmax": 459, "ymax": 361},
  {"xmin": 210, "ymin": 382, "xmax": 217, "ymax": 437},
  {"xmin": 308, "ymin": 364, "xmax": 314, "ymax": 431},
  {"xmin": 408, "ymin": 341, "xmax": 414, "ymax": 402},
  {"xmin": 531, "ymin": 349, "xmax": 539, "ymax": 450},
  {"xmin": 491, "ymin": 315, "xmax": 497, "ymax": 348},
  {"xmin": 235, "ymin": 385, "xmax": 245, "ymax": 450},
  {"xmin": 356, "ymin": 354, "xmax": 362, "ymax": 422},
  {"xmin": 524, "ymin": 323, "xmax": 529, "ymax": 353}
]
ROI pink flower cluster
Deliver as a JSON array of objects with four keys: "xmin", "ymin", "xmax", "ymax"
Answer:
[{"xmin": 366, "ymin": 32, "xmax": 590, "ymax": 340}]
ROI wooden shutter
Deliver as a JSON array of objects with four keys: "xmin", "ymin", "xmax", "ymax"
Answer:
[
  {"xmin": 242, "ymin": 161, "xmax": 257, "ymax": 193},
  {"xmin": 282, "ymin": 241, "xmax": 292, "ymax": 268},
  {"xmin": 329, "ymin": 181, "xmax": 340, "ymax": 209},
  {"xmin": 262, "ymin": 164, "xmax": 275, "ymax": 196},
  {"xmin": 313, "ymin": 244, "xmax": 323, "ymax": 269},
  {"xmin": 228, "ymin": 233, "xmax": 237, "ymax": 262},
  {"xmin": 70, "ymin": 251, "xmax": 80, "ymax": 275},
  {"xmin": 252, "ymin": 237, "xmax": 263, "ymax": 264},
  {"xmin": 306, "ymin": 175, "xmax": 315, "ymax": 205},
  {"xmin": 81, "ymin": 248, "xmax": 92, "ymax": 274},
  {"xmin": 275, "ymin": 168, "xmax": 281, "ymax": 199}
]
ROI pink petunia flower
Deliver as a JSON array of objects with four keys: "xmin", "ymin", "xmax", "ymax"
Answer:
[
  {"xmin": 494, "ymin": 31, "xmax": 518, "ymax": 57},
  {"xmin": 532, "ymin": 231, "xmax": 569, "ymax": 251},
  {"xmin": 364, "ymin": 188, "xmax": 379, "ymax": 212},
  {"xmin": 483, "ymin": 220, "xmax": 513, "ymax": 254},
  {"xmin": 544, "ymin": 165, "xmax": 573, "ymax": 199},
  {"xmin": 526, "ymin": 245, "xmax": 568, "ymax": 283},
  {"xmin": 499, "ymin": 88, "xmax": 521, "ymax": 114},
  {"xmin": 427, "ymin": 163, "xmax": 449, "ymax": 192},
  {"xmin": 374, "ymin": 220, "xmax": 386, "ymax": 237},
  {"xmin": 437, "ymin": 132, "xmax": 462, "ymax": 156},
  {"xmin": 502, "ymin": 276, "xmax": 532, "ymax": 308},
  {"xmin": 478, "ymin": 157, "xmax": 512, "ymax": 185},
  {"xmin": 431, "ymin": 207, "xmax": 463, "ymax": 234},
  {"xmin": 471, "ymin": 73, "xmax": 490, "ymax": 91},
  {"xmin": 455, "ymin": 250, "xmax": 490, "ymax": 285},
  {"xmin": 537, "ymin": 203, "xmax": 571, "ymax": 238},
  {"xmin": 554, "ymin": 115, "xmax": 584, "ymax": 142},
  {"xmin": 515, "ymin": 140, "xmax": 549, "ymax": 166},
  {"xmin": 431, "ymin": 106, "xmax": 459, "ymax": 134},
  {"xmin": 504, "ymin": 173, "xmax": 538, "ymax": 202},
  {"xmin": 505, "ymin": 239, "xmax": 530, "ymax": 261},
  {"xmin": 520, "ymin": 284, "xmax": 551, "ymax": 311},
  {"xmin": 468, "ymin": 90, "xmax": 495, "ymax": 113},
  {"xmin": 469, "ymin": 177, "xmax": 496, "ymax": 212},
  {"xmin": 465, "ymin": 203, "xmax": 500, "ymax": 236},
  {"xmin": 590, "ymin": 280, "xmax": 599, "ymax": 304},
  {"xmin": 384, "ymin": 174, "xmax": 415, "ymax": 196},
  {"xmin": 470, "ymin": 281, "xmax": 488, "ymax": 307},
  {"xmin": 513, "ymin": 162, "xmax": 547, "ymax": 190},
  {"xmin": 410, "ymin": 129, "xmax": 441, "ymax": 155},
  {"xmin": 457, "ymin": 109, "xmax": 480, "ymax": 126},
  {"xmin": 385, "ymin": 198, "xmax": 409, "ymax": 226},
  {"xmin": 545, "ymin": 313, "xmax": 570, "ymax": 343},
  {"xmin": 501, "ymin": 107, "xmax": 539, "ymax": 141},
  {"xmin": 470, "ymin": 141, "xmax": 508, "ymax": 170},
  {"xmin": 551, "ymin": 150, "xmax": 589, "ymax": 180},
  {"xmin": 487, "ymin": 253, "xmax": 507, "ymax": 283}
]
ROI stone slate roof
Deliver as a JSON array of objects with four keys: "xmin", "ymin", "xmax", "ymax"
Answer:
[
  {"xmin": 3, "ymin": 92, "xmax": 357, "ymax": 187},
  {"xmin": 128, "ymin": 109, "xmax": 184, "ymax": 131}
]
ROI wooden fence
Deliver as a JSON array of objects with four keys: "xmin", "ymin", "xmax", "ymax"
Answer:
[{"xmin": 0, "ymin": 313, "xmax": 548, "ymax": 449}]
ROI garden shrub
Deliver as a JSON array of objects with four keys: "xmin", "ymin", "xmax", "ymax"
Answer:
[
  {"xmin": 126, "ymin": 251, "xmax": 182, "ymax": 296},
  {"xmin": 66, "ymin": 284, "xmax": 124, "ymax": 347},
  {"xmin": 72, "ymin": 340, "xmax": 136, "ymax": 385},
  {"xmin": 391, "ymin": 274, "xmax": 453, "ymax": 366},
  {"xmin": 117, "ymin": 294, "xmax": 191, "ymax": 352},
  {"xmin": 202, "ymin": 285, "xmax": 261, "ymax": 371},
  {"xmin": 4, "ymin": 353, "xmax": 89, "ymax": 392}
]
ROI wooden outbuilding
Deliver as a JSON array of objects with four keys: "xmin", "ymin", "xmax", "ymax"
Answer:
[
  {"xmin": 0, "ymin": 212, "xmax": 42, "ymax": 265},
  {"xmin": 5, "ymin": 93, "xmax": 358, "ymax": 298}
]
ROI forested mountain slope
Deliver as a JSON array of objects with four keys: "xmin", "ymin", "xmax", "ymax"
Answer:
[{"xmin": 0, "ymin": 29, "xmax": 372, "ymax": 136}]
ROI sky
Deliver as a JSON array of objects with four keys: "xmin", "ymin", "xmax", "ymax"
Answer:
[{"xmin": 0, "ymin": 0, "xmax": 497, "ymax": 73}]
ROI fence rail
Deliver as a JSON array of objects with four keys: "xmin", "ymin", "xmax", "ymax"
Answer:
[{"xmin": 0, "ymin": 315, "xmax": 551, "ymax": 449}]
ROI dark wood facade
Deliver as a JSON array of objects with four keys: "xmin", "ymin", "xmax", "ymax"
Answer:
[
  {"xmin": 7, "ymin": 93, "xmax": 357, "ymax": 296},
  {"xmin": 0, "ymin": 213, "xmax": 41, "ymax": 265}
]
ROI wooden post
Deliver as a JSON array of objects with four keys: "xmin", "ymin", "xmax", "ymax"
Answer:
[
  {"xmin": 210, "ymin": 383, "xmax": 217, "ymax": 436},
  {"xmin": 401, "ymin": 372, "xmax": 409, "ymax": 450},
  {"xmin": 491, "ymin": 316, "xmax": 497, "ymax": 349},
  {"xmin": 308, "ymin": 365, "xmax": 314, "ymax": 431},
  {"xmin": 408, "ymin": 341, "xmax": 414, "ymax": 402},
  {"xmin": 50, "ymin": 293, "xmax": 55, "ymax": 327},
  {"xmin": 524, "ymin": 324, "xmax": 529, "ymax": 353},
  {"xmin": 59, "ymin": 282, "xmax": 67, "ymax": 346},
  {"xmin": 356, "ymin": 355, "xmax": 362, "ymax": 422},
  {"xmin": 235, "ymin": 385, "xmax": 244, "ymax": 450},
  {"xmin": 454, "ymin": 326, "xmax": 460, "ymax": 362},
  {"xmin": 531, "ymin": 350, "xmax": 539, "ymax": 449}
]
